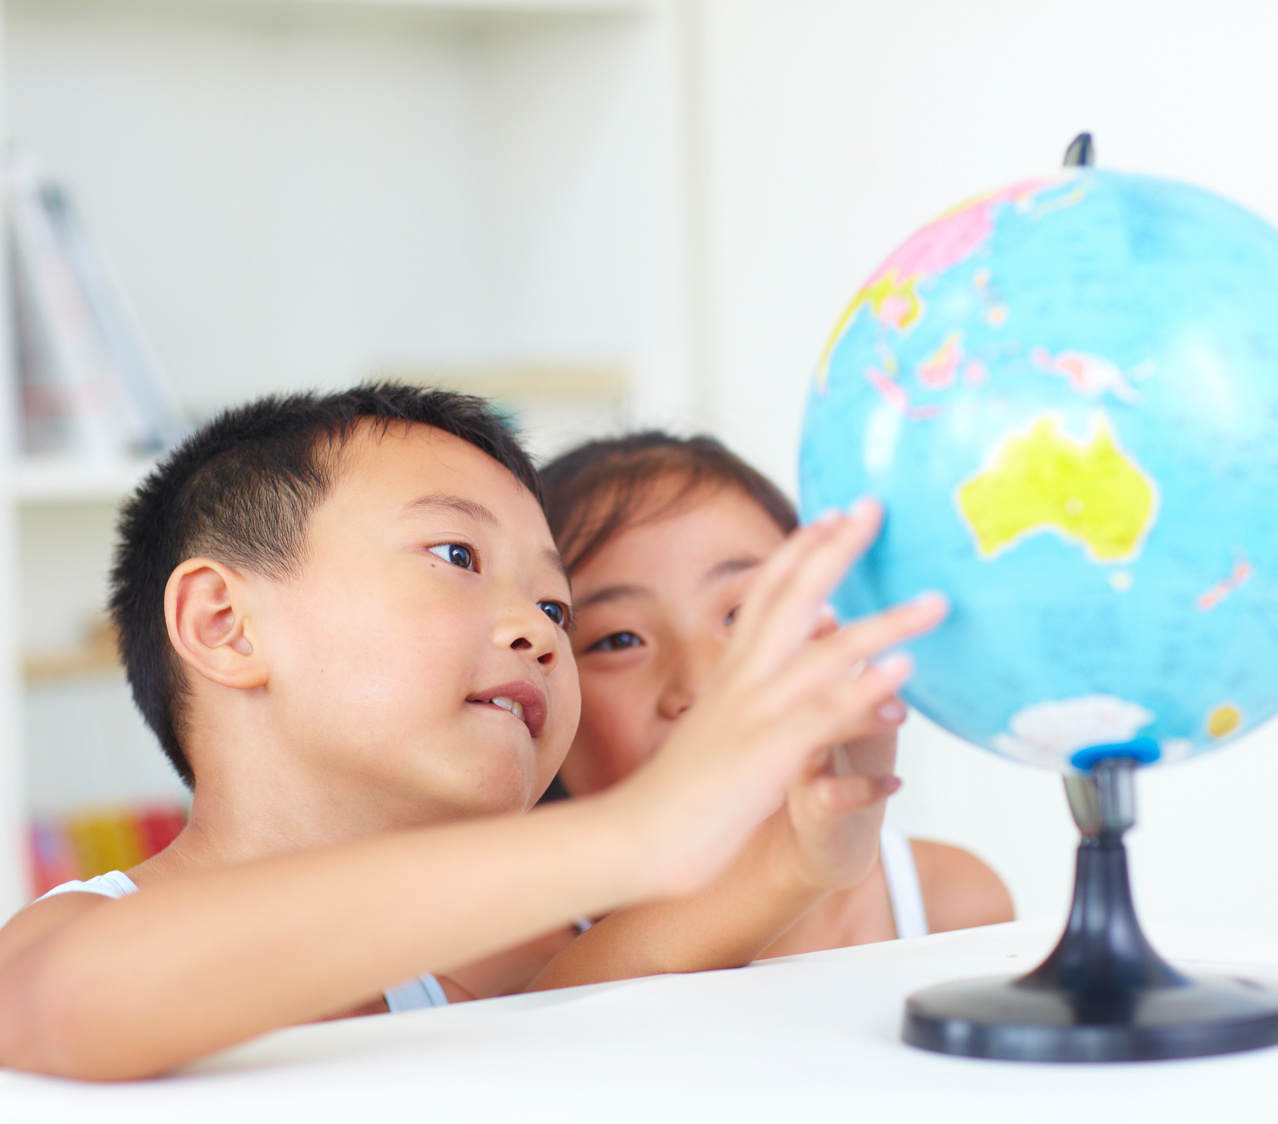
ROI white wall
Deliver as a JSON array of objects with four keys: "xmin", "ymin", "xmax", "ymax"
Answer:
[{"xmin": 696, "ymin": 0, "xmax": 1278, "ymax": 930}]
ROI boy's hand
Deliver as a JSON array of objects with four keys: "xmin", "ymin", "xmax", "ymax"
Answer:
[{"xmin": 616, "ymin": 500, "xmax": 947, "ymax": 900}]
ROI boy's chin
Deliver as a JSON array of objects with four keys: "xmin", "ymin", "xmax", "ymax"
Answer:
[{"xmin": 424, "ymin": 751, "xmax": 561, "ymax": 819}]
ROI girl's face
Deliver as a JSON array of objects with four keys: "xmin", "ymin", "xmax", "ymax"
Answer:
[{"xmin": 558, "ymin": 483, "xmax": 788, "ymax": 796}]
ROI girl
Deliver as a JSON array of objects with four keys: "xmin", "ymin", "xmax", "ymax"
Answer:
[{"xmin": 539, "ymin": 432, "xmax": 1013, "ymax": 955}]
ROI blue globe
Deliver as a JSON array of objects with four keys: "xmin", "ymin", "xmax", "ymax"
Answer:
[{"xmin": 800, "ymin": 168, "xmax": 1278, "ymax": 773}]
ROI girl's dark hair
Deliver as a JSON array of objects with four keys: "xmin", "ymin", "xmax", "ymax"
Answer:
[
  {"xmin": 109, "ymin": 382, "xmax": 538, "ymax": 787},
  {"xmin": 540, "ymin": 431, "xmax": 797, "ymax": 575}
]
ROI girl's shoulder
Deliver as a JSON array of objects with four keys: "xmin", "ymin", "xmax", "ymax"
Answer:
[{"xmin": 909, "ymin": 839, "xmax": 1015, "ymax": 933}]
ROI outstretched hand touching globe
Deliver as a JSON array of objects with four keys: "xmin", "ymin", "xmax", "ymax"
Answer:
[{"xmin": 801, "ymin": 164, "xmax": 1278, "ymax": 773}]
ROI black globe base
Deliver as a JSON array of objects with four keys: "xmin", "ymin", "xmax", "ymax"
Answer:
[
  {"xmin": 902, "ymin": 758, "xmax": 1278, "ymax": 1062},
  {"xmin": 905, "ymin": 969, "xmax": 1278, "ymax": 1063}
]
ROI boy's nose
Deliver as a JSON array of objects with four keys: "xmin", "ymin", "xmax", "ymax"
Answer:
[{"xmin": 496, "ymin": 601, "xmax": 560, "ymax": 669}]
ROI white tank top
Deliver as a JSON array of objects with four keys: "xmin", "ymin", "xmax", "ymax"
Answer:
[
  {"xmin": 37, "ymin": 871, "xmax": 449, "ymax": 1011},
  {"xmin": 880, "ymin": 827, "xmax": 929, "ymax": 940}
]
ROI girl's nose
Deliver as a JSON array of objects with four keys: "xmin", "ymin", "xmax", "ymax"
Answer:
[{"xmin": 656, "ymin": 636, "xmax": 722, "ymax": 719}]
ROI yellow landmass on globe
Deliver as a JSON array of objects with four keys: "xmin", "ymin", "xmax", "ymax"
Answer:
[
  {"xmin": 1207, "ymin": 703, "xmax": 1242, "ymax": 739},
  {"xmin": 956, "ymin": 414, "xmax": 1157, "ymax": 563}
]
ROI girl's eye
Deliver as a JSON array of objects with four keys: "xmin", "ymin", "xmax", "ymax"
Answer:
[
  {"xmin": 724, "ymin": 605, "xmax": 741, "ymax": 628},
  {"xmin": 587, "ymin": 630, "xmax": 644, "ymax": 653},
  {"xmin": 428, "ymin": 543, "xmax": 476, "ymax": 571},
  {"xmin": 538, "ymin": 600, "xmax": 570, "ymax": 629}
]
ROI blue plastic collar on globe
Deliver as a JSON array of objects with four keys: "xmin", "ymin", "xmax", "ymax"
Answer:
[{"xmin": 1070, "ymin": 737, "xmax": 1161, "ymax": 772}]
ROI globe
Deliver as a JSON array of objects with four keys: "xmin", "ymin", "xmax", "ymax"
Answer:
[{"xmin": 800, "ymin": 167, "xmax": 1278, "ymax": 773}]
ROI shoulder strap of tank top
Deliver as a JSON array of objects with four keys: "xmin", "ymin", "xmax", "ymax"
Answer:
[
  {"xmin": 880, "ymin": 827, "xmax": 929, "ymax": 939},
  {"xmin": 384, "ymin": 973, "xmax": 449, "ymax": 1012}
]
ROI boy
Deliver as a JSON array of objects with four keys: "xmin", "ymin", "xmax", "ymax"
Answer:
[{"xmin": 0, "ymin": 385, "xmax": 944, "ymax": 1079}]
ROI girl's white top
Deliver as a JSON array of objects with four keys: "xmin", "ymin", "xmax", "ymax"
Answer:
[{"xmin": 880, "ymin": 827, "xmax": 929, "ymax": 939}]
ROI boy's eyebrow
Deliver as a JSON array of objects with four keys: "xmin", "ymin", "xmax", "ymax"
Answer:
[
  {"xmin": 544, "ymin": 548, "xmax": 571, "ymax": 589},
  {"xmin": 702, "ymin": 556, "xmax": 763, "ymax": 584},
  {"xmin": 574, "ymin": 583, "xmax": 651, "ymax": 610},
  {"xmin": 401, "ymin": 493, "xmax": 499, "ymax": 525}
]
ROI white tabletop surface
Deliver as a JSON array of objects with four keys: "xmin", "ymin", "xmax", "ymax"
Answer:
[{"xmin": 4, "ymin": 919, "xmax": 1278, "ymax": 1123}]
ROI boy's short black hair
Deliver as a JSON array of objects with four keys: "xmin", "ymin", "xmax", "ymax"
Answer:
[
  {"xmin": 109, "ymin": 382, "xmax": 539, "ymax": 787},
  {"xmin": 539, "ymin": 431, "xmax": 797, "ymax": 575}
]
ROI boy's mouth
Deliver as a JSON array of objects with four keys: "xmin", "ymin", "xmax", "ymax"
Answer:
[{"xmin": 467, "ymin": 681, "xmax": 547, "ymax": 738}]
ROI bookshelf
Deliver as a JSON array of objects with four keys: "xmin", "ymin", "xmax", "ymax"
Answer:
[
  {"xmin": 0, "ymin": 0, "xmax": 705, "ymax": 914},
  {"xmin": 15, "ymin": 457, "xmax": 156, "ymax": 505}
]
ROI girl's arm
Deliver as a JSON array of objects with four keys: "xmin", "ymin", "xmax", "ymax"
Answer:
[{"xmin": 525, "ymin": 733, "xmax": 906, "ymax": 991}]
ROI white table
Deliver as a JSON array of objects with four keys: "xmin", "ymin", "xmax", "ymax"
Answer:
[{"xmin": 4, "ymin": 920, "xmax": 1278, "ymax": 1123}]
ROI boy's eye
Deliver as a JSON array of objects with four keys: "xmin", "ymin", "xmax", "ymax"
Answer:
[
  {"xmin": 538, "ymin": 600, "xmax": 571, "ymax": 629},
  {"xmin": 724, "ymin": 605, "xmax": 741, "ymax": 628},
  {"xmin": 587, "ymin": 630, "xmax": 644, "ymax": 653},
  {"xmin": 428, "ymin": 543, "xmax": 476, "ymax": 571}
]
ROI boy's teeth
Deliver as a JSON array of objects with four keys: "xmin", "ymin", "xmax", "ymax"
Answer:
[{"xmin": 490, "ymin": 697, "xmax": 525, "ymax": 722}]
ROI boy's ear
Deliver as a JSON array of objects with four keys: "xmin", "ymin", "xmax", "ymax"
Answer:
[{"xmin": 164, "ymin": 558, "xmax": 268, "ymax": 689}]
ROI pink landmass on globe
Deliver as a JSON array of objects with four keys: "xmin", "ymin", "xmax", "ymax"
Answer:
[
  {"xmin": 878, "ymin": 295, "xmax": 916, "ymax": 330},
  {"xmin": 864, "ymin": 366, "xmax": 909, "ymax": 411},
  {"xmin": 1031, "ymin": 347, "xmax": 1139, "ymax": 404},
  {"xmin": 918, "ymin": 333, "xmax": 963, "ymax": 389},
  {"xmin": 865, "ymin": 364, "xmax": 943, "ymax": 419},
  {"xmin": 1197, "ymin": 559, "xmax": 1253, "ymax": 611},
  {"xmin": 816, "ymin": 175, "xmax": 1074, "ymax": 390},
  {"xmin": 864, "ymin": 178, "xmax": 1053, "ymax": 289}
]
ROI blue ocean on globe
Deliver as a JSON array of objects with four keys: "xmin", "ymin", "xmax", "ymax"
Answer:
[{"xmin": 800, "ymin": 168, "xmax": 1278, "ymax": 773}]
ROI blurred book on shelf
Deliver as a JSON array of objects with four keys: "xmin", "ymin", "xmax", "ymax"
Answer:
[
  {"xmin": 22, "ymin": 615, "xmax": 120, "ymax": 682},
  {"xmin": 23, "ymin": 614, "xmax": 190, "ymax": 899},
  {"xmin": 29, "ymin": 804, "xmax": 186, "ymax": 897},
  {"xmin": 7, "ymin": 151, "xmax": 188, "ymax": 460}
]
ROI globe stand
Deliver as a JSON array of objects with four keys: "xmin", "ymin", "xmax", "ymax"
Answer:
[{"xmin": 903, "ymin": 758, "xmax": 1278, "ymax": 1061}]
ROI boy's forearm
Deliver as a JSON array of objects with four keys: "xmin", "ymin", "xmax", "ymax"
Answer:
[
  {"xmin": 525, "ymin": 811, "xmax": 826, "ymax": 992},
  {"xmin": 0, "ymin": 793, "xmax": 650, "ymax": 1081}
]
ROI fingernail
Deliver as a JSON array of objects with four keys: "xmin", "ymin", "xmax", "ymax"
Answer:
[
  {"xmin": 873, "ymin": 652, "xmax": 913, "ymax": 681},
  {"xmin": 848, "ymin": 497, "xmax": 877, "ymax": 520},
  {"xmin": 912, "ymin": 590, "xmax": 949, "ymax": 613},
  {"xmin": 879, "ymin": 775, "xmax": 903, "ymax": 796},
  {"xmin": 814, "ymin": 508, "xmax": 842, "ymax": 526},
  {"xmin": 877, "ymin": 699, "xmax": 907, "ymax": 723}
]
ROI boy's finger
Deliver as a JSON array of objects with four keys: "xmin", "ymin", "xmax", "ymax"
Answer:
[
  {"xmin": 742, "ymin": 500, "xmax": 879, "ymax": 618},
  {"xmin": 729, "ymin": 509, "xmax": 862, "ymax": 647},
  {"xmin": 825, "ymin": 591, "xmax": 949, "ymax": 668},
  {"xmin": 733, "ymin": 503, "xmax": 883, "ymax": 665},
  {"xmin": 773, "ymin": 654, "xmax": 918, "ymax": 758},
  {"xmin": 811, "ymin": 604, "xmax": 839, "ymax": 641},
  {"xmin": 737, "ymin": 509, "xmax": 844, "ymax": 603},
  {"xmin": 766, "ymin": 592, "xmax": 946, "ymax": 713}
]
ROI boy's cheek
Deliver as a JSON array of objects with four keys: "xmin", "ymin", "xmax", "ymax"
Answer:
[{"xmin": 543, "ymin": 664, "xmax": 583, "ymax": 766}]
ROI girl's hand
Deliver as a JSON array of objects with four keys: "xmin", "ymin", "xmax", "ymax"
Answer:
[{"xmin": 781, "ymin": 732, "xmax": 900, "ymax": 894}]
